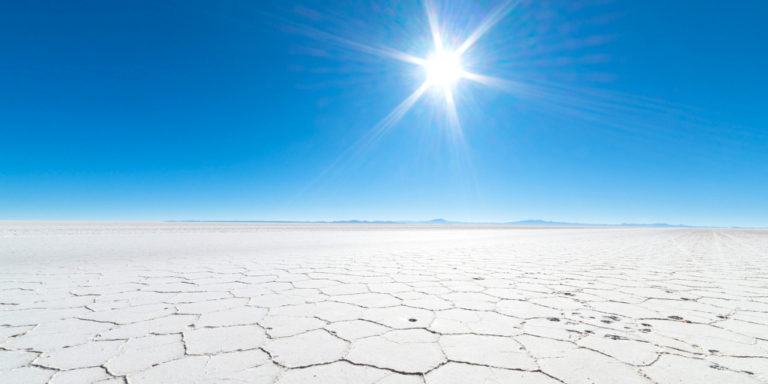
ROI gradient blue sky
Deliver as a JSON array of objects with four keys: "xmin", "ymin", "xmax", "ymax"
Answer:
[{"xmin": 1, "ymin": 0, "xmax": 766, "ymax": 226}]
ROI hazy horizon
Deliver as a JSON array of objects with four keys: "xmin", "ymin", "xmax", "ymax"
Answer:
[{"xmin": 2, "ymin": 218, "xmax": 761, "ymax": 229}]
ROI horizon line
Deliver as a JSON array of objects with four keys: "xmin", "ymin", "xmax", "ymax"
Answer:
[
  {"xmin": 1, "ymin": 219, "xmax": 762, "ymax": 229},
  {"xmin": 161, "ymin": 218, "xmax": 757, "ymax": 229}
]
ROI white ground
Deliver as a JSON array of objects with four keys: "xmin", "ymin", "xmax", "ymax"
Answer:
[{"xmin": 1, "ymin": 223, "xmax": 767, "ymax": 384}]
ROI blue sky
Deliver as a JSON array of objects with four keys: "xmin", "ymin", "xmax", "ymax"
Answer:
[{"xmin": 1, "ymin": 0, "xmax": 766, "ymax": 226}]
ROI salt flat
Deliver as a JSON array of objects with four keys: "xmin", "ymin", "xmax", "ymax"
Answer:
[{"xmin": 1, "ymin": 223, "xmax": 767, "ymax": 384}]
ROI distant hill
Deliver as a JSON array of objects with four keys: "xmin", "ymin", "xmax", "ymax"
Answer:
[
  {"xmin": 503, "ymin": 219, "xmax": 586, "ymax": 226},
  {"xmin": 618, "ymin": 222, "xmax": 696, "ymax": 228},
  {"xmin": 504, "ymin": 220, "xmax": 699, "ymax": 228}
]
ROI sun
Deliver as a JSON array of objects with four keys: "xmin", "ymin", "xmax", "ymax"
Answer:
[
  {"xmin": 305, "ymin": 0, "xmax": 520, "ymax": 135},
  {"xmin": 424, "ymin": 50, "xmax": 464, "ymax": 87}
]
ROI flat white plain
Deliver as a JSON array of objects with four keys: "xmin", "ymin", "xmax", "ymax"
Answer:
[{"xmin": 1, "ymin": 223, "xmax": 767, "ymax": 383}]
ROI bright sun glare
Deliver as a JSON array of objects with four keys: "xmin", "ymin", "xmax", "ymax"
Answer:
[
  {"xmin": 424, "ymin": 50, "xmax": 463, "ymax": 87},
  {"xmin": 312, "ymin": 0, "xmax": 521, "ymax": 134}
]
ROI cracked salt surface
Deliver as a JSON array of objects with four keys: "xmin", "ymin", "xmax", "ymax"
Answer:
[{"xmin": 1, "ymin": 223, "xmax": 768, "ymax": 383}]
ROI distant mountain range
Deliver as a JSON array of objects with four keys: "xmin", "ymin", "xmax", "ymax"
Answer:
[
  {"xmin": 332, "ymin": 219, "xmax": 704, "ymax": 228},
  {"xmin": 171, "ymin": 218, "xmax": 734, "ymax": 228}
]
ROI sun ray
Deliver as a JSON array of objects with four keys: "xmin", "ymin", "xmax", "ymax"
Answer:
[
  {"xmin": 461, "ymin": 71, "xmax": 520, "ymax": 88},
  {"xmin": 441, "ymin": 86, "xmax": 478, "ymax": 200},
  {"xmin": 424, "ymin": 0, "xmax": 444, "ymax": 51},
  {"xmin": 285, "ymin": 20, "xmax": 426, "ymax": 66},
  {"xmin": 340, "ymin": 37, "xmax": 427, "ymax": 66},
  {"xmin": 372, "ymin": 81, "xmax": 431, "ymax": 140},
  {"xmin": 456, "ymin": 0, "xmax": 520, "ymax": 56},
  {"xmin": 462, "ymin": 71, "xmax": 528, "ymax": 97},
  {"xmin": 342, "ymin": 80, "xmax": 430, "ymax": 161},
  {"xmin": 443, "ymin": 86, "xmax": 462, "ymax": 135},
  {"xmin": 462, "ymin": 71, "xmax": 715, "ymax": 146},
  {"xmin": 301, "ymin": 82, "xmax": 430, "ymax": 193}
]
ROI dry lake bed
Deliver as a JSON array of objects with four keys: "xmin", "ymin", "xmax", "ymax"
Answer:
[{"xmin": 1, "ymin": 222, "xmax": 767, "ymax": 383}]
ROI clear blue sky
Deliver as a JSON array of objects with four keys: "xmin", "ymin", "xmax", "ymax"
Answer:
[{"xmin": 1, "ymin": 0, "xmax": 766, "ymax": 226}]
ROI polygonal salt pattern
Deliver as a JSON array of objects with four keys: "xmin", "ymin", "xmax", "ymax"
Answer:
[{"xmin": 1, "ymin": 223, "xmax": 767, "ymax": 383}]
